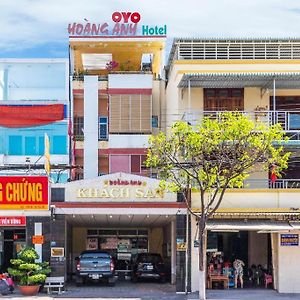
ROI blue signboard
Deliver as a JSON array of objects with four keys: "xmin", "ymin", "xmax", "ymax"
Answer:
[{"xmin": 280, "ymin": 234, "xmax": 299, "ymax": 246}]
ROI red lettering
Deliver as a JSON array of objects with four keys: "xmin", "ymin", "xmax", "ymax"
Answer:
[
  {"xmin": 75, "ymin": 24, "xmax": 84, "ymax": 35},
  {"xmin": 68, "ymin": 23, "xmax": 76, "ymax": 35},
  {"xmin": 112, "ymin": 12, "xmax": 141, "ymax": 23},
  {"xmin": 121, "ymin": 12, "xmax": 131, "ymax": 23},
  {"xmin": 112, "ymin": 12, "xmax": 122, "ymax": 23},
  {"xmin": 131, "ymin": 12, "xmax": 140, "ymax": 23},
  {"xmin": 100, "ymin": 23, "xmax": 109, "ymax": 35},
  {"xmin": 91, "ymin": 24, "xmax": 100, "ymax": 35},
  {"xmin": 83, "ymin": 23, "xmax": 91, "ymax": 35}
]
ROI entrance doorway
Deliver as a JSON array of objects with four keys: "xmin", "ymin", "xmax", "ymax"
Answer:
[
  {"xmin": 0, "ymin": 229, "xmax": 26, "ymax": 272},
  {"xmin": 207, "ymin": 231, "xmax": 273, "ymax": 289}
]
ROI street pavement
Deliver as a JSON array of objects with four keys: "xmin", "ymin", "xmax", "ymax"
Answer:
[{"xmin": 4, "ymin": 282, "xmax": 300, "ymax": 299}]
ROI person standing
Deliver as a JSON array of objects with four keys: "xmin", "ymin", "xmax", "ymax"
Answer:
[{"xmin": 233, "ymin": 258, "xmax": 245, "ymax": 288}]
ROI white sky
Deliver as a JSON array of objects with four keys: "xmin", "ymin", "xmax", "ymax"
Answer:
[{"xmin": 1, "ymin": 0, "xmax": 300, "ymax": 56}]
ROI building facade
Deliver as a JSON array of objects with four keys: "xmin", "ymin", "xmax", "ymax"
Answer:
[
  {"xmin": 166, "ymin": 38, "xmax": 300, "ymax": 293},
  {"xmin": 2, "ymin": 37, "xmax": 300, "ymax": 294}
]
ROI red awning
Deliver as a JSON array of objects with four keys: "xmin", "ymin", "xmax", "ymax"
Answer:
[{"xmin": 0, "ymin": 104, "xmax": 64, "ymax": 128}]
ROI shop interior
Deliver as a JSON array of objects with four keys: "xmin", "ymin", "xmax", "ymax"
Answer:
[
  {"xmin": 206, "ymin": 230, "xmax": 273, "ymax": 289},
  {"xmin": 0, "ymin": 229, "xmax": 26, "ymax": 272},
  {"xmin": 65, "ymin": 214, "xmax": 175, "ymax": 283}
]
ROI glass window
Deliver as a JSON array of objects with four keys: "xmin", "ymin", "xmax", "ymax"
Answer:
[
  {"xmin": 131, "ymin": 155, "xmax": 141, "ymax": 173},
  {"xmin": 52, "ymin": 136, "xmax": 67, "ymax": 154},
  {"xmin": 152, "ymin": 116, "xmax": 158, "ymax": 128},
  {"xmin": 74, "ymin": 116, "xmax": 84, "ymax": 140},
  {"xmin": 8, "ymin": 136, "xmax": 22, "ymax": 155},
  {"xmin": 25, "ymin": 136, "xmax": 36, "ymax": 155},
  {"xmin": 38, "ymin": 136, "xmax": 45, "ymax": 155},
  {"xmin": 99, "ymin": 117, "xmax": 108, "ymax": 140}
]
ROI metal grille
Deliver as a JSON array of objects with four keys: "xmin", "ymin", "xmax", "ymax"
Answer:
[{"xmin": 175, "ymin": 40, "xmax": 300, "ymax": 60}]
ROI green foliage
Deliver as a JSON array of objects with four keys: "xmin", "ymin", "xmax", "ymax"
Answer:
[
  {"xmin": 8, "ymin": 247, "xmax": 51, "ymax": 286},
  {"xmin": 147, "ymin": 112, "xmax": 290, "ymax": 218}
]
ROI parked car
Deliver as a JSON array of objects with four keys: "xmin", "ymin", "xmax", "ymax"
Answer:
[
  {"xmin": 131, "ymin": 253, "xmax": 166, "ymax": 283},
  {"xmin": 75, "ymin": 250, "xmax": 115, "ymax": 286}
]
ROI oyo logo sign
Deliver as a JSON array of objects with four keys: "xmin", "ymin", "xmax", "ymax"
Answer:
[{"xmin": 112, "ymin": 12, "xmax": 141, "ymax": 23}]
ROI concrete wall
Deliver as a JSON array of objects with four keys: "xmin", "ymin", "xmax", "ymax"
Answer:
[
  {"xmin": 248, "ymin": 232, "xmax": 268, "ymax": 268},
  {"xmin": 191, "ymin": 189, "xmax": 300, "ymax": 211},
  {"xmin": 149, "ymin": 227, "xmax": 163, "ymax": 256},
  {"xmin": 277, "ymin": 230, "xmax": 300, "ymax": 293},
  {"xmin": 84, "ymin": 76, "xmax": 98, "ymax": 179}
]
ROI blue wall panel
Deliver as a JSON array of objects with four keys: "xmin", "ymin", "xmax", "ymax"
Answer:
[{"xmin": 0, "ymin": 122, "xmax": 68, "ymax": 155}]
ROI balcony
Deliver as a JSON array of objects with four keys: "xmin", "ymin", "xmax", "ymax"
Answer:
[{"xmin": 183, "ymin": 110, "xmax": 300, "ymax": 134}]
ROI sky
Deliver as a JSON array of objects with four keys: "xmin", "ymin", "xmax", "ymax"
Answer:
[{"xmin": 1, "ymin": 0, "xmax": 300, "ymax": 58}]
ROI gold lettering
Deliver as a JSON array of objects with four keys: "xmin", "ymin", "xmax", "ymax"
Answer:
[
  {"xmin": 28, "ymin": 183, "xmax": 36, "ymax": 201},
  {"xmin": 135, "ymin": 188, "xmax": 144, "ymax": 198},
  {"xmin": 110, "ymin": 188, "xmax": 120, "ymax": 198},
  {"xmin": 0, "ymin": 183, "xmax": 2, "ymax": 201},
  {"xmin": 36, "ymin": 183, "xmax": 42, "ymax": 202},
  {"xmin": 77, "ymin": 189, "xmax": 88, "ymax": 198},
  {"xmin": 144, "ymin": 189, "xmax": 156, "ymax": 198},
  {"xmin": 99, "ymin": 189, "xmax": 110, "ymax": 198},
  {"xmin": 120, "ymin": 187, "xmax": 130, "ymax": 198},
  {"xmin": 88, "ymin": 188, "xmax": 97, "ymax": 198},
  {"xmin": 6, "ymin": 183, "xmax": 13, "ymax": 201}
]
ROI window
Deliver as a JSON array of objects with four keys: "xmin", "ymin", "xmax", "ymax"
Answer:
[
  {"xmin": 74, "ymin": 116, "xmax": 84, "ymax": 140},
  {"xmin": 204, "ymin": 88, "xmax": 244, "ymax": 111},
  {"xmin": 8, "ymin": 136, "xmax": 22, "ymax": 155},
  {"xmin": 52, "ymin": 136, "xmax": 67, "ymax": 154},
  {"xmin": 99, "ymin": 117, "xmax": 108, "ymax": 140},
  {"xmin": 38, "ymin": 136, "xmax": 45, "ymax": 155},
  {"xmin": 25, "ymin": 137, "xmax": 36, "ymax": 155},
  {"xmin": 109, "ymin": 94, "xmax": 152, "ymax": 134},
  {"xmin": 152, "ymin": 116, "xmax": 158, "ymax": 128}
]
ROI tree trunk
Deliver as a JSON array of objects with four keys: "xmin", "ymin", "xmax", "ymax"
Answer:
[{"xmin": 198, "ymin": 221, "xmax": 207, "ymax": 300}]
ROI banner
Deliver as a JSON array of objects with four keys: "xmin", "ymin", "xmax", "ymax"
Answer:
[
  {"xmin": 0, "ymin": 104, "xmax": 64, "ymax": 128},
  {"xmin": 0, "ymin": 176, "xmax": 48, "ymax": 210}
]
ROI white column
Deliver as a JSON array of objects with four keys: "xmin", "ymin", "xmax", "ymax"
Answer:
[
  {"xmin": 84, "ymin": 75, "xmax": 98, "ymax": 179},
  {"xmin": 171, "ymin": 220, "xmax": 176, "ymax": 284},
  {"xmin": 34, "ymin": 223, "xmax": 42, "ymax": 263}
]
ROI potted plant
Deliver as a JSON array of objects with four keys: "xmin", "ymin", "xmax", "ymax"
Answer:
[{"xmin": 8, "ymin": 247, "xmax": 51, "ymax": 296}]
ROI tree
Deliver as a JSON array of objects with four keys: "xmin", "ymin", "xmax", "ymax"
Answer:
[{"xmin": 146, "ymin": 112, "xmax": 289, "ymax": 300}]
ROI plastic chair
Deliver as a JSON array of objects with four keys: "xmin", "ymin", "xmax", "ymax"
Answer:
[{"xmin": 264, "ymin": 274, "xmax": 273, "ymax": 288}]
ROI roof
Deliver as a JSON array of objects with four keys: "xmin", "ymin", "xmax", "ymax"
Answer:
[
  {"xmin": 167, "ymin": 37, "xmax": 300, "ymax": 68},
  {"xmin": 178, "ymin": 72, "xmax": 300, "ymax": 89}
]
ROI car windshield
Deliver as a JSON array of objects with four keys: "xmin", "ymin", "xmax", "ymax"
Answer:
[{"xmin": 137, "ymin": 254, "xmax": 162, "ymax": 263}]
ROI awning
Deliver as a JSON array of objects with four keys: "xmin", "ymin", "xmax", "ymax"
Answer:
[
  {"xmin": 0, "ymin": 104, "xmax": 65, "ymax": 128},
  {"xmin": 178, "ymin": 72, "xmax": 300, "ymax": 89},
  {"xmin": 206, "ymin": 219, "xmax": 300, "ymax": 232}
]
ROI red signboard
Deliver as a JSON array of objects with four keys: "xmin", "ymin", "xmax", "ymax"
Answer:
[
  {"xmin": 0, "ymin": 216, "xmax": 26, "ymax": 226},
  {"xmin": 0, "ymin": 176, "xmax": 48, "ymax": 210}
]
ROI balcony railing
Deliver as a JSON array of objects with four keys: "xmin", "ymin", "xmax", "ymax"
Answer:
[
  {"xmin": 243, "ymin": 179, "xmax": 300, "ymax": 189},
  {"xmin": 183, "ymin": 110, "xmax": 300, "ymax": 132}
]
